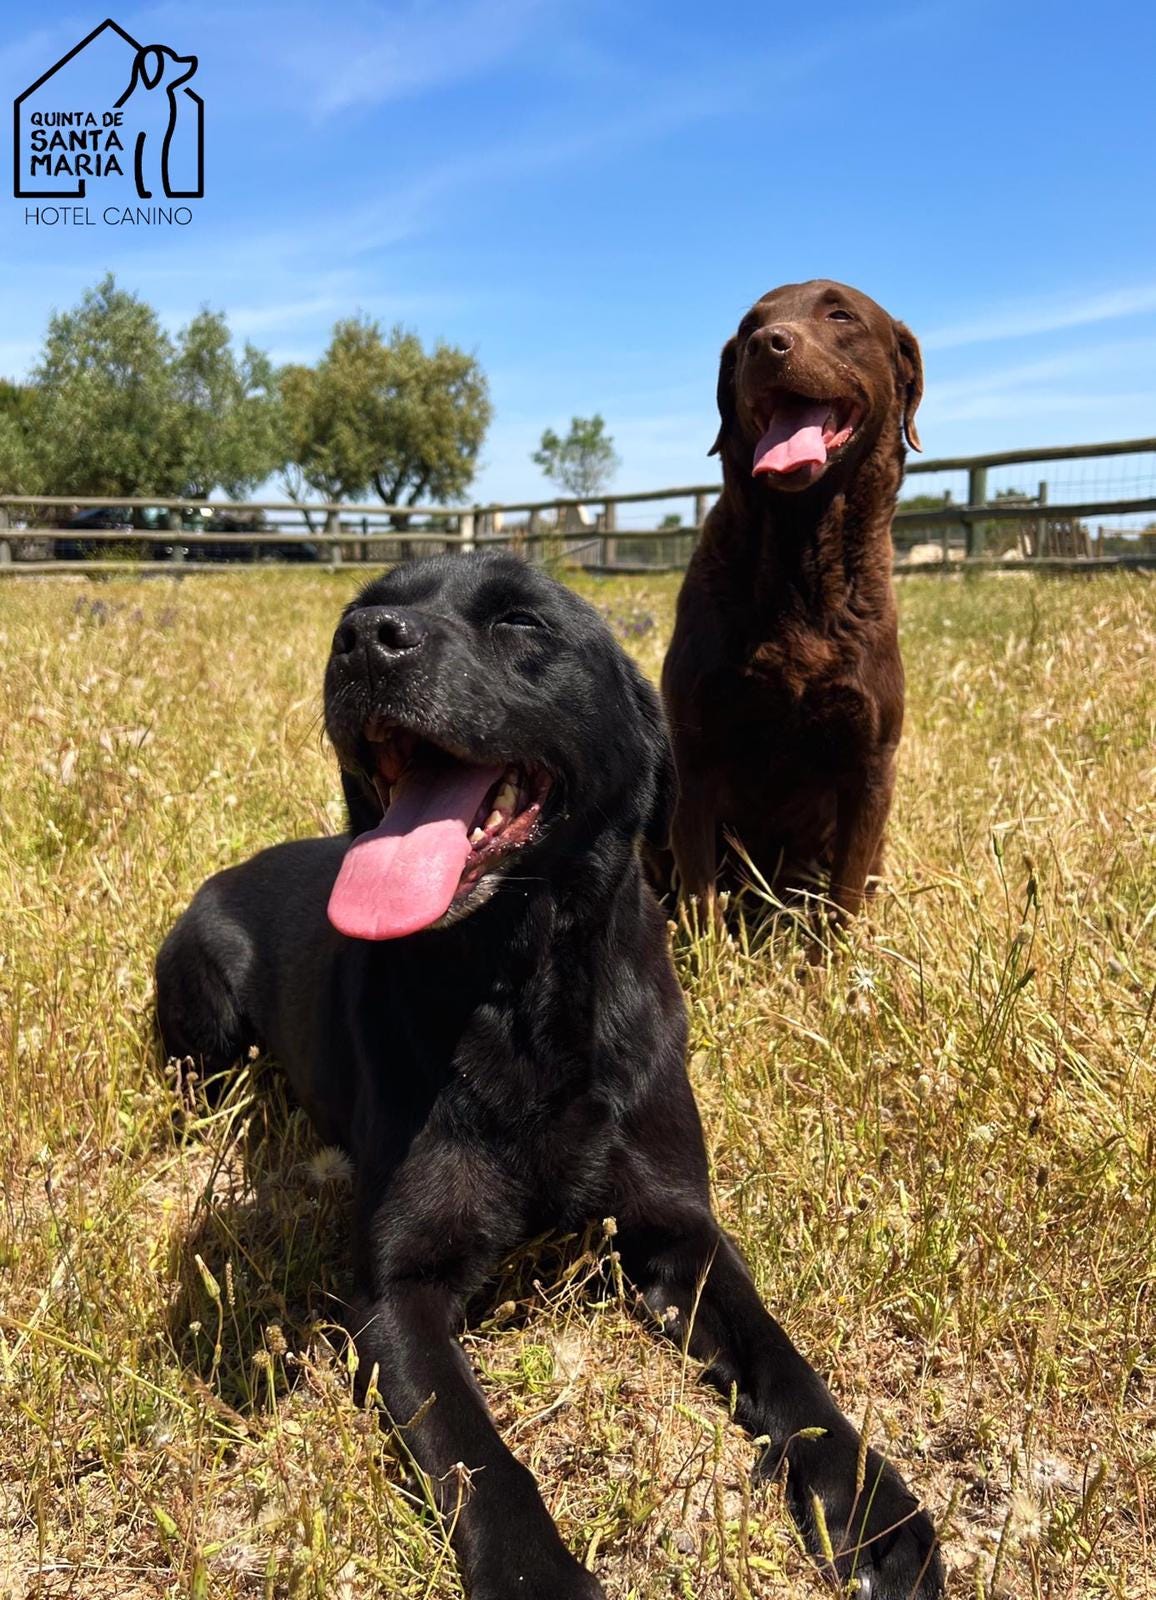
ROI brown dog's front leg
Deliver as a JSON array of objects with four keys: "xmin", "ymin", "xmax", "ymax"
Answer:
[
  {"xmin": 670, "ymin": 774, "xmax": 719, "ymax": 914},
  {"xmin": 828, "ymin": 756, "xmax": 896, "ymax": 925}
]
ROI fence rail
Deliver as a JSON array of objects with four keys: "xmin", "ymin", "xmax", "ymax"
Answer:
[{"xmin": 2, "ymin": 434, "xmax": 1154, "ymax": 575}]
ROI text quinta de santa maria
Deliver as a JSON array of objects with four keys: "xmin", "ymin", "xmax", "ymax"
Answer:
[
  {"xmin": 23, "ymin": 111, "xmax": 192, "ymax": 225},
  {"xmin": 28, "ymin": 109, "xmax": 127, "ymax": 177}
]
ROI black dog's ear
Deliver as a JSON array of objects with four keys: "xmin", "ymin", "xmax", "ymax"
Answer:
[
  {"xmin": 708, "ymin": 335, "xmax": 739, "ymax": 457},
  {"xmin": 341, "ymin": 769, "xmax": 383, "ymax": 838},
  {"xmin": 893, "ymin": 320, "xmax": 924, "ymax": 452},
  {"xmin": 631, "ymin": 670, "xmax": 677, "ymax": 849}
]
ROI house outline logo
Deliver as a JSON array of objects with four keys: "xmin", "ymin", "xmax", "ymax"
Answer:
[{"xmin": 13, "ymin": 17, "xmax": 204, "ymax": 201}]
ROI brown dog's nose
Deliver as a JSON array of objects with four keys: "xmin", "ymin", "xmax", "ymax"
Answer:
[{"xmin": 766, "ymin": 325, "xmax": 794, "ymax": 354}]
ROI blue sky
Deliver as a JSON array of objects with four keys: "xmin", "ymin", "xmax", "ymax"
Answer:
[{"xmin": 1, "ymin": 0, "xmax": 1154, "ymax": 503}]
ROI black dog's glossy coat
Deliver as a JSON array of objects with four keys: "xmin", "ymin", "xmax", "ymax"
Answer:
[{"xmin": 156, "ymin": 554, "xmax": 942, "ymax": 1600}]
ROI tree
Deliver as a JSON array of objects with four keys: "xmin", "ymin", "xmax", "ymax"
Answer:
[
  {"xmin": 0, "ymin": 381, "xmax": 42, "ymax": 496},
  {"xmin": 532, "ymin": 414, "xmax": 620, "ymax": 499},
  {"xmin": 898, "ymin": 492, "xmax": 951, "ymax": 515},
  {"xmin": 366, "ymin": 328, "xmax": 491, "ymax": 520},
  {"xmin": 278, "ymin": 318, "xmax": 492, "ymax": 524},
  {"xmin": 33, "ymin": 275, "xmax": 175, "ymax": 497},
  {"xmin": 25, "ymin": 275, "xmax": 282, "ymax": 502},
  {"xmin": 278, "ymin": 321, "xmax": 383, "ymax": 509},
  {"xmin": 168, "ymin": 311, "xmax": 283, "ymax": 497}
]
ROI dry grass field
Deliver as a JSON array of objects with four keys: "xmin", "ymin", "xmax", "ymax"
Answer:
[{"xmin": 1, "ymin": 567, "xmax": 1153, "ymax": 1600}]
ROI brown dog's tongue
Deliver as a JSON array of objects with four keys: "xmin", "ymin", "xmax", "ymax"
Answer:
[
  {"xmin": 752, "ymin": 399, "xmax": 831, "ymax": 476},
  {"xmin": 327, "ymin": 757, "xmax": 503, "ymax": 941}
]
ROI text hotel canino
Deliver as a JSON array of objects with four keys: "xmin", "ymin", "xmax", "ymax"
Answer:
[{"xmin": 24, "ymin": 205, "xmax": 193, "ymax": 226}]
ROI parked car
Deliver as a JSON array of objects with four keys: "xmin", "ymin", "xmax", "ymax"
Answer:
[
  {"xmin": 52, "ymin": 505, "xmax": 324, "ymax": 564},
  {"xmin": 53, "ymin": 506, "xmax": 134, "ymax": 561},
  {"xmin": 185, "ymin": 511, "xmax": 323, "ymax": 565},
  {"xmin": 52, "ymin": 506, "xmax": 190, "ymax": 562}
]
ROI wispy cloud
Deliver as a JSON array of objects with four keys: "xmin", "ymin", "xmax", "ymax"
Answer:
[
  {"xmin": 927, "ymin": 386, "xmax": 1155, "ymax": 427},
  {"xmin": 921, "ymin": 336, "xmax": 1156, "ymax": 425},
  {"xmin": 275, "ymin": 0, "xmax": 550, "ymax": 118},
  {"xmin": 285, "ymin": 83, "xmax": 738, "ymax": 260},
  {"xmin": 923, "ymin": 283, "xmax": 1156, "ymax": 351}
]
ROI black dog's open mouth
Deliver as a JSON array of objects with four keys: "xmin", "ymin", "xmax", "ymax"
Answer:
[
  {"xmin": 751, "ymin": 389, "xmax": 863, "ymax": 483},
  {"xmin": 328, "ymin": 721, "xmax": 552, "ymax": 942}
]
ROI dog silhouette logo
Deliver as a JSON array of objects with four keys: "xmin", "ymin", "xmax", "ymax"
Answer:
[{"xmin": 13, "ymin": 17, "xmax": 203, "ymax": 200}]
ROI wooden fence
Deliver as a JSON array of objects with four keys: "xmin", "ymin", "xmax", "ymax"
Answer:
[{"xmin": 1, "ymin": 434, "xmax": 1154, "ymax": 575}]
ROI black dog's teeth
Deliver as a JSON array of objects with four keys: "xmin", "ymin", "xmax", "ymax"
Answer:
[{"xmin": 469, "ymin": 766, "xmax": 523, "ymax": 845}]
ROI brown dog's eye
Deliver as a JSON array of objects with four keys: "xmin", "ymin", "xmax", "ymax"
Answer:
[{"xmin": 827, "ymin": 308, "xmax": 855, "ymax": 323}]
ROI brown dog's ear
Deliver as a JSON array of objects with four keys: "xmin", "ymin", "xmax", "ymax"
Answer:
[
  {"xmin": 708, "ymin": 335, "xmax": 738, "ymax": 457},
  {"xmin": 893, "ymin": 320, "xmax": 924, "ymax": 452}
]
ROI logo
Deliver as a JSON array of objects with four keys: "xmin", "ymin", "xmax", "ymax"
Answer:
[{"xmin": 13, "ymin": 17, "xmax": 203, "ymax": 212}]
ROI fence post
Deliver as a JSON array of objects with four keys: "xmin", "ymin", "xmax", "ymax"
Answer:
[
  {"xmin": 326, "ymin": 508, "xmax": 342, "ymax": 569},
  {"xmin": 965, "ymin": 464, "xmax": 988, "ymax": 557},
  {"xmin": 1035, "ymin": 479, "xmax": 1048, "ymax": 558},
  {"xmin": 460, "ymin": 511, "xmax": 476, "ymax": 554},
  {"xmin": 941, "ymin": 490, "xmax": 951, "ymax": 565},
  {"xmin": 0, "ymin": 504, "xmax": 9, "ymax": 565},
  {"xmin": 602, "ymin": 498, "xmax": 617, "ymax": 570}
]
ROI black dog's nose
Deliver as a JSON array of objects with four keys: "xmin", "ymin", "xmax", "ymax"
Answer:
[
  {"xmin": 765, "ymin": 325, "xmax": 794, "ymax": 354},
  {"xmin": 333, "ymin": 606, "xmax": 428, "ymax": 660}
]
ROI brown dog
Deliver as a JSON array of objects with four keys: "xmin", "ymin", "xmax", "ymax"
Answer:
[{"xmin": 661, "ymin": 279, "xmax": 923, "ymax": 937}]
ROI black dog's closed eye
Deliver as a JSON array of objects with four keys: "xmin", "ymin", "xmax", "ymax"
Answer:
[{"xmin": 495, "ymin": 610, "xmax": 544, "ymax": 629}]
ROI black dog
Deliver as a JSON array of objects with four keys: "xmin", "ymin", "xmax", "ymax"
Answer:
[{"xmin": 156, "ymin": 554, "xmax": 942, "ymax": 1600}]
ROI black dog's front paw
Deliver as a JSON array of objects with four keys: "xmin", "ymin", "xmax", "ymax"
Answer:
[
  {"xmin": 831, "ymin": 1495, "xmax": 942, "ymax": 1600},
  {"xmin": 472, "ymin": 1555, "xmax": 606, "ymax": 1600},
  {"xmin": 474, "ymin": 1577, "xmax": 604, "ymax": 1600},
  {"xmin": 765, "ymin": 1428, "xmax": 944, "ymax": 1599}
]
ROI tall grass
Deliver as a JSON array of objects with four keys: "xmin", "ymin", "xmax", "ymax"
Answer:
[{"xmin": 1, "ymin": 571, "xmax": 1152, "ymax": 1599}]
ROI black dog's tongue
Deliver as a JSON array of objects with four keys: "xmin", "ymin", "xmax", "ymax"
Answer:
[{"xmin": 328, "ymin": 757, "xmax": 502, "ymax": 940}]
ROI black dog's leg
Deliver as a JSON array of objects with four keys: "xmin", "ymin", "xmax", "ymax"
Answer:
[
  {"xmin": 351, "ymin": 1182, "xmax": 604, "ymax": 1600},
  {"xmin": 617, "ymin": 1209, "xmax": 943, "ymax": 1599},
  {"xmin": 154, "ymin": 911, "xmax": 253, "ymax": 1090}
]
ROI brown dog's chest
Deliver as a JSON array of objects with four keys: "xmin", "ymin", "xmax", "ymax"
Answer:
[
  {"xmin": 720, "ymin": 623, "xmax": 881, "ymax": 759},
  {"xmin": 743, "ymin": 620, "xmax": 842, "ymax": 695}
]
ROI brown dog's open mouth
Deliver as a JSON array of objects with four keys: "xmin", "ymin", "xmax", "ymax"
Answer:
[
  {"xmin": 751, "ymin": 391, "xmax": 863, "ymax": 482},
  {"xmin": 328, "ymin": 724, "xmax": 551, "ymax": 941}
]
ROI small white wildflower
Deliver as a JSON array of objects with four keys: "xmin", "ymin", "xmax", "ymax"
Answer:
[
  {"xmin": 306, "ymin": 1146, "xmax": 353, "ymax": 1189},
  {"xmin": 1009, "ymin": 1488, "xmax": 1043, "ymax": 1546},
  {"xmin": 1030, "ymin": 1452, "xmax": 1077, "ymax": 1492}
]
